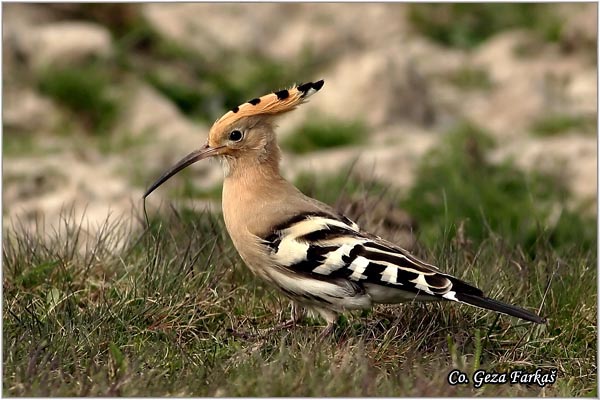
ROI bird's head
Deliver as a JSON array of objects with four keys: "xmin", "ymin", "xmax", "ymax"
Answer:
[{"xmin": 143, "ymin": 80, "xmax": 324, "ymax": 198}]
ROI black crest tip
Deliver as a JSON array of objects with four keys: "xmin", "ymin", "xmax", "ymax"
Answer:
[
  {"xmin": 298, "ymin": 80, "xmax": 325, "ymax": 97},
  {"xmin": 275, "ymin": 89, "xmax": 290, "ymax": 100}
]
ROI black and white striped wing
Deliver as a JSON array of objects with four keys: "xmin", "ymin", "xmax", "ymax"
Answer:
[
  {"xmin": 263, "ymin": 212, "xmax": 475, "ymax": 302},
  {"xmin": 262, "ymin": 211, "xmax": 546, "ymax": 324}
]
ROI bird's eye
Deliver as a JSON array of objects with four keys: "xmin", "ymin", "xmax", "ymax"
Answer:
[{"xmin": 229, "ymin": 130, "xmax": 243, "ymax": 142}]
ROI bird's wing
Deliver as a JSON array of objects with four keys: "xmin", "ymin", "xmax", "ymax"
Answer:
[
  {"xmin": 261, "ymin": 211, "xmax": 546, "ymax": 323},
  {"xmin": 262, "ymin": 211, "xmax": 482, "ymax": 301}
]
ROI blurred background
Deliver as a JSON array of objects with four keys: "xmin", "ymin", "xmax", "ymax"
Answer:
[{"xmin": 3, "ymin": 3, "xmax": 597, "ymax": 242}]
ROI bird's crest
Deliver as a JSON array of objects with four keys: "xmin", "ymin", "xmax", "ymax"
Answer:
[{"xmin": 211, "ymin": 80, "xmax": 324, "ymax": 130}]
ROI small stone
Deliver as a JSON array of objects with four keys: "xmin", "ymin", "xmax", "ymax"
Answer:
[{"xmin": 15, "ymin": 21, "xmax": 112, "ymax": 70}]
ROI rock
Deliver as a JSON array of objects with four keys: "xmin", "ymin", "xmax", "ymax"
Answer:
[
  {"xmin": 14, "ymin": 21, "xmax": 112, "ymax": 70},
  {"xmin": 142, "ymin": 4, "xmax": 459, "ymax": 132},
  {"xmin": 490, "ymin": 135, "xmax": 597, "ymax": 212},
  {"xmin": 117, "ymin": 81, "xmax": 224, "ymax": 199},
  {"xmin": 558, "ymin": 3, "xmax": 597, "ymax": 54},
  {"xmin": 324, "ymin": 49, "xmax": 436, "ymax": 127},
  {"xmin": 121, "ymin": 83, "xmax": 194, "ymax": 138},
  {"xmin": 3, "ymin": 150, "xmax": 138, "ymax": 246},
  {"xmin": 281, "ymin": 128, "xmax": 437, "ymax": 191},
  {"xmin": 4, "ymin": 88, "xmax": 62, "ymax": 133},
  {"xmin": 465, "ymin": 30, "xmax": 595, "ymax": 138},
  {"xmin": 567, "ymin": 69, "xmax": 597, "ymax": 116},
  {"xmin": 143, "ymin": 4, "xmax": 410, "ymax": 63},
  {"xmin": 278, "ymin": 48, "xmax": 446, "ymax": 136}
]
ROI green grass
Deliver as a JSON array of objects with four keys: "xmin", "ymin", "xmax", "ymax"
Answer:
[
  {"xmin": 408, "ymin": 3, "xmax": 564, "ymax": 49},
  {"xmin": 4, "ymin": 123, "xmax": 596, "ymax": 395},
  {"xmin": 3, "ymin": 134, "xmax": 48, "ymax": 157},
  {"xmin": 143, "ymin": 50, "xmax": 326, "ymax": 123},
  {"xmin": 177, "ymin": 179, "xmax": 223, "ymax": 200},
  {"xmin": 4, "ymin": 112, "xmax": 596, "ymax": 397},
  {"xmin": 282, "ymin": 118, "xmax": 367, "ymax": 154},
  {"xmin": 399, "ymin": 122, "xmax": 596, "ymax": 259},
  {"xmin": 37, "ymin": 63, "xmax": 119, "ymax": 134},
  {"xmin": 3, "ymin": 199, "xmax": 595, "ymax": 396},
  {"xmin": 447, "ymin": 66, "xmax": 493, "ymax": 91},
  {"xmin": 145, "ymin": 71, "xmax": 207, "ymax": 118},
  {"xmin": 531, "ymin": 113, "xmax": 597, "ymax": 137},
  {"xmin": 111, "ymin": 17, "xmax": 328, "ymax": 123}
]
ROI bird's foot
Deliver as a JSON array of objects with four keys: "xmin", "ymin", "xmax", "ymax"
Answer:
[{"xmin": 318, "ymin": 321, "xmax": 337, "ymax": 339}]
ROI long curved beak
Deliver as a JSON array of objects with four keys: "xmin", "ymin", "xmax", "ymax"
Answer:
[{"xmin": 144, "ymin": 144, "xmax": 223, "ymax": 198}]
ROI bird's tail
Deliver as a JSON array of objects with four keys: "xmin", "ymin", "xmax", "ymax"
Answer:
[
  {"xmin": 454, "ymin": 292, "xmax": 546, "ymax": 324},
  {"xmin": 449, "ymin": 278, "xmax": 546, "ymax": 324}
]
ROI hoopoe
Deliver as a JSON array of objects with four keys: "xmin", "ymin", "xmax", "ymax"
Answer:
[{"xmin": 144, "ymin": 80, "xmax": 546, "ymax": 334}]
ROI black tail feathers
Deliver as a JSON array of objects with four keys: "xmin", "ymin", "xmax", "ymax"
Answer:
[{"xmin": 455, "ymin": 292, "xmax": 546, "ymax": 324}]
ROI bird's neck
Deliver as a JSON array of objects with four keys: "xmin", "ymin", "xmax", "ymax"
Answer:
[
  {"xmin": 224, "ymin": 140, "xmax": 283, "ymax": 182},
  {"xmin": 222, "ymin": 142, "xmax": 298, "ymax": 238}
]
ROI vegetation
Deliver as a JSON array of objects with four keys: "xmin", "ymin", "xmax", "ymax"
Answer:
[
  {"xmin": 447, "ymin": 66, "xmax": 493, "ymax": 91},
  {"xmin": 4, "ymin": 123, "xmax": 596, "ymax": 396},
  {"xmin": 531, "ymin": 113, "xmax": 596, "ymax": 137},
  {"xmin": 177, "ymin": 178, "xmax": 223, "ymax": 200},
  {"xmin": 4, "ymin": 3, "xmax": 596, "ymax": 397},
  {"xmin": 109, "ymin": 17, "xmax": 327, "ymax": 123},
  {"xmin": 400, "ymin": 122, "xmax": 595, "ymax": 258},
  {"xmin": 282, "ymin": 118, "xmax": 367, "ymax": 154},
  {"xmin": 408, "ymin": 3, "xmax": 564, "ymax": 49},
  {"xmin": 37, "ymin": 63, "xmax": 119, "ymax": 134}
]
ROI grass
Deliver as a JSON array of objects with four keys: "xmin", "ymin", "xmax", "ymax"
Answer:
[
  {"xmin": 144, "ymin": 71, "xmax": 207, "ymax": 119},
  {"xmin": 447, "ymin": 66, "xmax": 493, "ymax": 91},
  {"xmin": 37, "ymin": 63, "xmax": 119, "ymax": 134},
  {"xmin": 399, "ymin": 122, "xmax": 596, "ymax": 259},
  {"xmin": 4, "ymin": 122, "xmax": 596, "ymax": 395},
  {"xmin": 531, "ymin": 113, "xmax": 597, "ymax": 137},
  {"xmin": 177, "ymin": 179, "xmax": 223, "ymax": 200},
  {"xmin": 3, "ymin": 134, "xmax": 51, "ymax": 157},
  {"xmin": 4, "ymin": 8, "xmax": 596, "ymax": 391},
  {"xmin": 408, "ymin": 3, "xmax": 564, "ymax": 49},
  {"xmin": 3, "ymin": 207, "xmax": 595, "ymax": 396},
  {"xmin": 282, "ymin": 117, "xmax": 367, "ymax": 154},
  {"xmin": 143, "ymin": 50, "xmax": 326, "ymax": 123}
]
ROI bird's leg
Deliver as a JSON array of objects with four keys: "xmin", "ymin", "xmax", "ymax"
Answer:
[
  {"xmin": 318, "ymin": 320, "xmax": 337, "ymax": 339},
  {"xmin": 258, "ymin": 303, "xmax": 304, "ymax": 335},
  {"xmin": 316, "ymin": 308, "xmax": 339, "ymax": 339}
]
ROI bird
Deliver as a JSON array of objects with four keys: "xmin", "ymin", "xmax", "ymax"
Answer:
[{"xmin": 144, "ymin": 79, "xmax": 546, "ymax": 335}]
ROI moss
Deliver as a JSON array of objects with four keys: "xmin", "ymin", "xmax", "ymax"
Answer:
[
  {"xmin": 531, "ymin": 114, "xmax": 596, "ymax": 137},
  {"xmin": 282, "ymin": 118, "xmax": 367, "ymax": 154},
  {"xmin": 145, "ymin": 71, "xmax": 207, "ymax": 119},
  {"xmin": 295, "ymin": 164, "xmax": 386, "ymax": 207},
  {"xmin": 399, "ymin": 121, "xmax": 595, "ymax": 257},
  {"xmin": 447, "ymin": 66, "xmax": 493, "ymax": 90},
  {"xmin": 408, "ymin": 4, "xmax": 564, "ymax": 49},
  {"xmin": 37, "ymin": 63, "xmax": 118, "ymax": 134}
]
